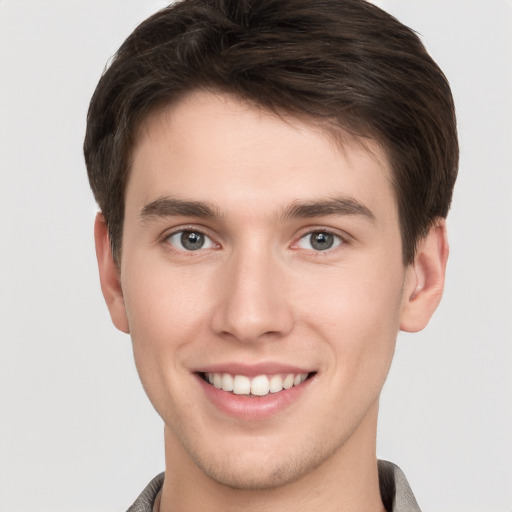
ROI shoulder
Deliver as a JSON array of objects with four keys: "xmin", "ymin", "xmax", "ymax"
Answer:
[
  {"xmin": 378, "ymin": 460, "xmax": 422, "ymax": 512},
  {"xmin": 126, "ymin": 472, "xmax": 164, "ymax": 512}
]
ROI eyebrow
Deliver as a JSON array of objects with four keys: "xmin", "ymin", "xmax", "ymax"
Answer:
[
  {"xmin": 139, "ymin": 196, "xmax": 375, "ymax": 223},
  {"xmin": 140, "ymin": 197, "xmax": 220, "ymax": 221},
  {"xmin": 282, "ymin": 197, "xmax": 375, "ymax": 222}
]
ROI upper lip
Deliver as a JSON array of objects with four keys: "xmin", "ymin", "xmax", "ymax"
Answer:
[{"xmin": 194, "ymin": 362, "xmax": 314, "ymax": 377}]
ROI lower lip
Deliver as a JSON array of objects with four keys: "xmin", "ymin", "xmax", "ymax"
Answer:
[{"xmin": 196, "ymin": 374, "xmax": 314, "ymax": 421}]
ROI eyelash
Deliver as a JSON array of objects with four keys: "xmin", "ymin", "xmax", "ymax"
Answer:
[
  {"xmin": 293, "ymin": 229, "xmax": 345, "ymax": 253},
  {"xmin": 162, "ymin": 227, "xmax": 218, "ymax": 253},
  {"xmin": 161, "ymin": 227, "xmax": 347, "ymax": 254}
]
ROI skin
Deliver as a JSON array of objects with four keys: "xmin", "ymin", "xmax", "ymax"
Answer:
[{"xmin": 95, "ymin": 91, "xmax": 448, "ymax": 512}]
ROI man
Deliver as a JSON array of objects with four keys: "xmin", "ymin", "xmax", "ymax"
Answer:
[{"xmin": 84, "ymin": 0, "xmax": 458, "ymax": 510}]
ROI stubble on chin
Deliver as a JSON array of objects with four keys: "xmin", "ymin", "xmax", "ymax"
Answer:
[{"xmin": 179, "ymin": 435, "xmax": 336, "ymax": 491}]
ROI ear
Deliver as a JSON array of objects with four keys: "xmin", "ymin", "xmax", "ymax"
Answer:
[
  {"xmin": 400, "ymin": 219, "xmax": 449, "ymax": 332},
  {"xmin": 94, "ymin": 213, "xmax": 130, "ymax": 333}
]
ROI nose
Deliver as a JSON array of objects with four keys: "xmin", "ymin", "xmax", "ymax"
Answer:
[{"xmin": 210, "ymin": 245, "xmax": 294, "ymax": 344}]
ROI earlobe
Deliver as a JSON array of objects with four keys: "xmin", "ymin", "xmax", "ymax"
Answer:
[
  {"xmin": 94, "ymin": 213, "xmax": 130, "ymax": 334},
  {"xmin": 400, "ymin": 219, "xmax": 449, "ymax": 333}
]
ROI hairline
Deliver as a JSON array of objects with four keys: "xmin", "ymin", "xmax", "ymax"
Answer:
[{"xmin": 114, "ymin": 87, "xmax": 400, "ymax": 262}]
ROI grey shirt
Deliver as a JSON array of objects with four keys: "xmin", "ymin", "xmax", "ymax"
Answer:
[{"xmin": 127, "ymin": 460, "xmax": 421, "ymax": 512}]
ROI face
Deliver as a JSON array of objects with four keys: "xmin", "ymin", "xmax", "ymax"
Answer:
[{"xmin": 108, "ymin": 91, "xmax": 420, "ymax": 489}]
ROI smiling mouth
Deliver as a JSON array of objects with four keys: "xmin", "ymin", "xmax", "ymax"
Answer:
[{"xmin": 199, "ymin": 372, "xmax": 315, "ymax": 397}]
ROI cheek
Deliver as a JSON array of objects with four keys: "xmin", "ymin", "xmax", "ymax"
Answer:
[
  {"xmin": 121, "ymin": 268, "xmax": 214, "ymax": 425},
  {"xmin": 301, "ymin": 257, "xmax": 404, "ymax": 327},
  {"xmin": 124, "ymin": 261, "xmax": 209, "ymax": 334},
  {"xmin": 297, "ymin": 255, "xmax": 405, "ymax": 373},
  {"xmin": 121, "ymin": 264, "xmax": 212, "ymax": 382},
  {"xmin": 301, "ymin": 264, "xmax": 404, "ymax": 419}
]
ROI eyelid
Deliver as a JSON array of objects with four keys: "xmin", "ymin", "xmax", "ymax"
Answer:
[
  {"xmin": 291, "ymin": 226, "xmax": 349, "ymax": 251},
  {"xmin": 161, "ymin": 225, "xmax": 220, "ymax": 251}
]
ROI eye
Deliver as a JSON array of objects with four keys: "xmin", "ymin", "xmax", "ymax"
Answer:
[
  {"xmin": 166, "ymin": 230, "xmax": 215, "ymax": 251},
  {"xmin": 296, "ymin": 231, "xmax": 343, "ymax": 251}
]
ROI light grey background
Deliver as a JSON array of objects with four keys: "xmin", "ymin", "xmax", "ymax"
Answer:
[{"xmin": 0, "ymin": 1, "xmax": 510, "ymax": 511}]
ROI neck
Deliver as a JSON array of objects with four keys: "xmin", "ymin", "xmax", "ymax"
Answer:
[{"xmin": 159, "ymin": 402, "xmax": 385, "ymax": 512}]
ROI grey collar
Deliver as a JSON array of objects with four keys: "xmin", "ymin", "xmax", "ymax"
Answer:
[{"xmin": 378, "ymin": 460, "xmax": 422, "ymax": 512}]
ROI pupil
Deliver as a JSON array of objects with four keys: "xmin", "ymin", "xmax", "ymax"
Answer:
[
  {"xmin": 181, "ymin": 231, "xmax": 204, "ymax": 250},
  {"xmin": 311, "ymin": 232, "xmax": 333, "ymax": 250}
]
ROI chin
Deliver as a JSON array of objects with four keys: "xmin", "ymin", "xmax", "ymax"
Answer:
[
  {"xmin": 202, "ymin": 462, "xmax": 307, "ymax": 491},
  {"xmin": 188, "ymin": 440, "xmax": 329, "ymax": 491}
]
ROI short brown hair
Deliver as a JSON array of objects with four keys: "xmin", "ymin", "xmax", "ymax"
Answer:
[{"xmin": 84, "ymin": 0, "xmax": 458, "ymax": 264}]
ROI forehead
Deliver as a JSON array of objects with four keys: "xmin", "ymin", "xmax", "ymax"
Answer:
[{"xmin": 127, "ymin": 91, "xmax": 396, "ymax": 221}]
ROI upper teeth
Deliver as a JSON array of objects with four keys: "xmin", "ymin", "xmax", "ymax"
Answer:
[{"xmin": 206, "ymin": 372, "xmax": 308, "ymax": 396}]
